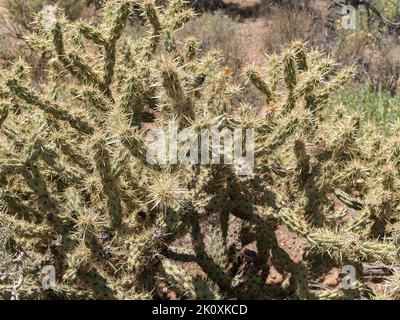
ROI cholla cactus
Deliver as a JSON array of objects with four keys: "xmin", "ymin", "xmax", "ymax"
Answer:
[{"xmin": 1, "ymin": 0, "xmax": 400, "ymax": 300}]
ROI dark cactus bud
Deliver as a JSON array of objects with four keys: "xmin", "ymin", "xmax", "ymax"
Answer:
[{"xmin": 71, "ymin": 210, "xmax": 80, "ymax": 219}]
